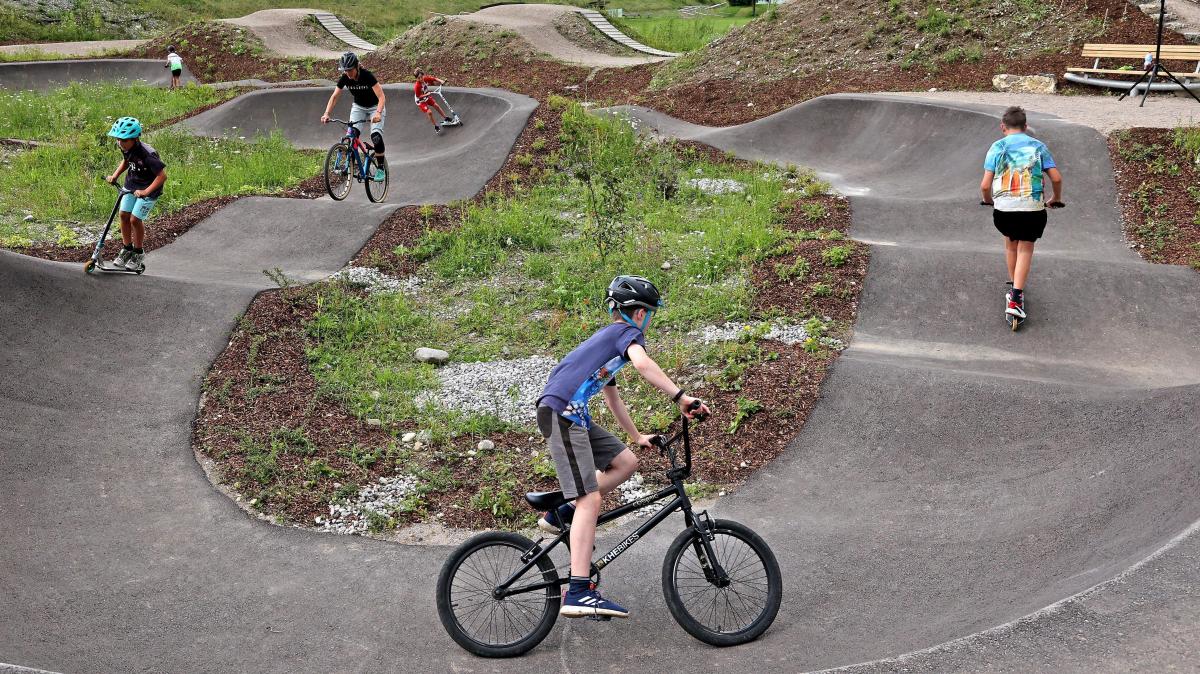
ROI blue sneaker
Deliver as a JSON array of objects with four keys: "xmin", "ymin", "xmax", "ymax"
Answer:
[
  {"xmin": 561, "ymin": 584, "xmax": 629, "ymax": 619},
  {"xmin": 537, "ymin": 502, "xmax": 575, "ymax": 534}
]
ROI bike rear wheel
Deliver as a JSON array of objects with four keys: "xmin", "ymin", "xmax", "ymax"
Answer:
[
  {"xmin": 436, "ymin": 531, "xmax": 560, "ymax": 657},
  {"xmin": 662, "ymin": 518, "xmax": 782, "ymax": 646},
  {"xmin": 323, "ymin": 142, "xmax": 353, "ymax": 201},
  {"xmin": 365, "ymin": 155, "xmax": 388, "ymax": 203}
]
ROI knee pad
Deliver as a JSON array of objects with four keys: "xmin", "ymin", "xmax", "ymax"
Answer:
[{"xmin": 370, "ymin": 130, "xmax": 385, "ymax": 155}]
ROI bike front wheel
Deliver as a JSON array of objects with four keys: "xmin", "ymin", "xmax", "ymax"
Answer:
[
  {"xmin": 323, "ymin": 142, "xmax": 353, "ymax": 201},
  {"xmin": 365, "ymin": 155, "xmax": 388, "ymax": 203},
  {"xmin": 436, "ymin": 531, "xmax": 560, "ymax": 657},
  {"xmin": 662, "ymin": 518, "xmax": 782, "ymax": 646}
]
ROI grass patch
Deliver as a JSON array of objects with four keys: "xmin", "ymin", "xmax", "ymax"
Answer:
[
  {"xmin": 0, "ymin": 5, "xmax": 125, "ymax": 43},
  {"xmin": 0, "ymin": 82, "xmax": 228, "ymax": 142},
  {"xmin": 0, "ymin": 127, "xmax": 320, "ymax": 248},
  {"xmin": 304, "ymin": 102, "xmax": 834, "ymax": 442},
  {"xmin": 612, "ymin": 14, "xmax": 754, "ymax": 52}
]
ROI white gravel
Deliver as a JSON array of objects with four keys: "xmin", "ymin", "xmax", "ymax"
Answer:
[
  {"xmin": 687, "ymin": 177, "xmax": 745, "ymax": 195},
  {"xmin": 693, "ymin": 321, "xmax": 845, "ymax": 348},
  {"xmin": 317, "ymin": 474, "xmax": 420, "ymax": 535},
  {"xmin": 417, "ymin": 355, "xmax": 558, "ymax": 423},
  {"xmin": 330, "ymin": 266, "xmax": 421, "ymax": 295}
]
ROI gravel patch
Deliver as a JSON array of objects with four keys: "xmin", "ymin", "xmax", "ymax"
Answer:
[
  {"xmin": 687, "ymin": 177, "xmax": 745, "ymax": 195},
  {"xmin": 693, "ymin": 321, "xmax": 845, "ymax": 348},
  {"xmin": 418, "ymin": 355, "xmax": 558, "ymax": 423},
  {"xmin": 331, "ymin": 266, "xmax": 421, "ymax": 294},
  {"xmin": 317, "ymin": 474, "xmax": 420, "ymax": 535}
]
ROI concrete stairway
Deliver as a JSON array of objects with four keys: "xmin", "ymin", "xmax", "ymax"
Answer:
[
  {"xmin": 577, "ymin": 9, "xmax": 678, "ymax": 57},
  {"xmin": 1138, "ymin": 1, "xmax": 1200, "ymax": 44}
]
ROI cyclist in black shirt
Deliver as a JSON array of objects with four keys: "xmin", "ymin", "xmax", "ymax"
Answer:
[{"xmin": 320, "ymin": 52, "xmax": 388, "ymax": 182}]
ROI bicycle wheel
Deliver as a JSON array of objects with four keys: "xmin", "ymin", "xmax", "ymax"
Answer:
[
  {"xmin": 436, "ymin": 531, "xmax": 560, "ymax": 657},
  {"xmin": 323, "ymin": 142, "xmax": 353, "ymax": 201},
  {"xmin": 662, "ymin": 518, "xmax": 782, "ymax": 646},
  {"xmin": 365, "ymin": 155, "xmax": 388, "ymax": 203}
]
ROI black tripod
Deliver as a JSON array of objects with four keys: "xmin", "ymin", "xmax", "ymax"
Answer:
[{"xmin": 1118, "ymin": 0, "xmax": 1200, "ymax": 106}]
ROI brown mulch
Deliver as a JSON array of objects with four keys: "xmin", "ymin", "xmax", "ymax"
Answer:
[{"xmin": 1108, "ymin": 127, "xmax": 1200, "ymax": 269}]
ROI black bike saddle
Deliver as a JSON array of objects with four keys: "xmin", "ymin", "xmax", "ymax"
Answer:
[{"xmin": 525, "ymin": 491, "xmax": 566, "ymax": 511}]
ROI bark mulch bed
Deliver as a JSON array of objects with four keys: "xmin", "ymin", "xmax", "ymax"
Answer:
[
  {"xmin": 1109, "ymin": 127, "xmax": 1200, "ymax": 270},
  {"xmin": 191, "ymin": 107, "xmax": 869, "ymax": 534}
]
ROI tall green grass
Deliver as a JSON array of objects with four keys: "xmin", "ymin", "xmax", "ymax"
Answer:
[
  {"xmin": 0, "ymin": 5, "xmax": 124, "ymax": 43},
  {"xmin": 0, "ymin": 129, "xmax": 320, "ymax": 247},
  {"xmin": 0, "ymin": 82, "xmax": 227, "ymax": 142},
  {"xmin": 612, "ymin": 10, "xmax": 754, "ymax": 52}
]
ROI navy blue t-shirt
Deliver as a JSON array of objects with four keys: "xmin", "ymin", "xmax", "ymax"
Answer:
[
  {"xmin": 538, "ymin": 322, "xmax": 646, "ymax": 428},
  {"xmin": 121, "ymin": 141, "xmax": 166, "ymax": 199}
]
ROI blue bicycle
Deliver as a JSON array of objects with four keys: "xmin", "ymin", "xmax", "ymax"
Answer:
[{"xmin": 323, "ymin": 118, "xmax": 388, "ymax": 203}]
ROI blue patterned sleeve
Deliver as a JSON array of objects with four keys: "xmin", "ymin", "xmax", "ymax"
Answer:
[
  {"xmin": 983, "ymin": 140, "xmax": 1002, "ymax": 172},
  {"xmin": 1039, "ymin": 141, "xmax": 1057, "ymax": 170}
]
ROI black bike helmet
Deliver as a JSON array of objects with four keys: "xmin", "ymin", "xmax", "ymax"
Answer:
[
  {"xmin": 605, "ymin": 275, "xmax": 662, "ymax": 313},
  {"xmin": 167, "ymin": 45, "xmax": 176, "ymax": 54},
  {"xmin": 338, "ymin": 51, "xmax": 359, "ymax": 72}
]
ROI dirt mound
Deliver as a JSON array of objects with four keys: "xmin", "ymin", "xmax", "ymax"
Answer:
[
  {"xmin": 377, "ymin": 16, "xmax": 539, "ymax": 64},
  {"xmin": 654, "ymin": 0, "xmax": 1181, "ymax": 89},
  {"xmin": 123, "ymin": 21, "xmax": 336, "ymax": 83}
]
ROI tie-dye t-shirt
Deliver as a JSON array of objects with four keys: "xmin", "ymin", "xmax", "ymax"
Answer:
[{"xmin": 984, "ymin": 133, "xmax": 1057, "ymax": 212}]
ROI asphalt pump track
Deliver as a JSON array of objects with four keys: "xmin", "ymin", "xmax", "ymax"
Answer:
[
  {"xmin": 2, "ymin": 91, "xmax": 1198, "ymax": 672},
  {"xmin": 0, "ymin": 59, "xmax": 197, "ymax": 91}
]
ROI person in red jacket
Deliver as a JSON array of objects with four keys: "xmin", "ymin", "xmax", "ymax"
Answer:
[{"xmin": 414, "ymin": 68, "xmax": 453, "ymax": 135}]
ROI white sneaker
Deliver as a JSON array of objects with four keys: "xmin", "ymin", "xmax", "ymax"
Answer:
[
  {"xmin": 111, "ymin": 248, "xmax": 132, "ymax": 268},
  {"xmin": 125, "ymin": 252, "xmax": 145, "ymax": 272}
]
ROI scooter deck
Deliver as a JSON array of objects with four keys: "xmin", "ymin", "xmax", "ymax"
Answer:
[{"xmin": 86, "ymin": 259, "xmax": 144, "ymax": 275}]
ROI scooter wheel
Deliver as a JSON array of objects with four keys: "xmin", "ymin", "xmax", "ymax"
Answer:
[{"xmin": 84, "ymin": 259, "xmax": 96, "ymax": 274}]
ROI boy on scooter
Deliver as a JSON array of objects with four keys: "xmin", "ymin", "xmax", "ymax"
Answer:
[
  {"xmin": 105, "ymin": 116, "xmax": 166, "ymax": 273},
  {"xmin": 980, "ymin": 106, "xmax": 1064, "ymax": 323},
  {"xmin": 535, "ymin": 275, "xmax": 710, "ymax": 619},
  {"xmin": 413, "ymin": 68, "xmax": 455, "ymax": 135}
]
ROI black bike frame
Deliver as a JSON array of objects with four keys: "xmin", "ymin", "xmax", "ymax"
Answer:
[{"xmin": 493, "ymin": 415, "xmax": 726, "ymax": 600}]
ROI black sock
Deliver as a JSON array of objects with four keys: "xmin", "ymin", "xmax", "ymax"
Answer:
[
  {"xmin": 376, "ymin": 156, "xmax": 385, "ymax": 168},
  {"xmin": 568, "ymin": 576, "xmax": 590, "ymax": 594},
  {"xmin": 133, "ymin": 247, "xmax": 143, "ymax": 254},
  {"xmin": 123, "ymin": 244, "xmax": 133, "ymax": 251},
  {"xmin": 1012, "ymin": 288, "xmax": 1023, "ymax": 300}
]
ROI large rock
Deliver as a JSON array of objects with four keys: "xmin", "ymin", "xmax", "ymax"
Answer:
[
  {"xmin": 414, "ymin": 347, "xmax": 450, "ymax": 365},
  {"xmin": 992, "ymin": 74, "xmax": 1057, "ymax": 94}
]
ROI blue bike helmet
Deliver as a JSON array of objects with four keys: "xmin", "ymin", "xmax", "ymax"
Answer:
[{"xmin": 108, "ymin": 117, "xmax": 142, "ymax": 139}]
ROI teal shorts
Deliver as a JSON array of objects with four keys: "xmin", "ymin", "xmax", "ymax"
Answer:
[{"xmin": 119, "ymin": 192, "xmax": 158, "ymax": 220}]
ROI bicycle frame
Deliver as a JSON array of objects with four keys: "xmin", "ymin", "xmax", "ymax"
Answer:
[
  {"xmin": 492, "ymin": 415, "xmax": 729, "ymax": 600},
  {"xmin": 334, "ymin": 121, "xmax": 375, "ymax": 181}
]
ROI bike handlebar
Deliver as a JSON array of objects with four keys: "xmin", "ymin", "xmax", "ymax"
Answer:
[
  {"xmin": 652, "ymin": 400, "xmax": 709, "ymax": 476},
  {"xmin": 980, "ymin": 200, "xmax": 1066, "ymax": 208}
]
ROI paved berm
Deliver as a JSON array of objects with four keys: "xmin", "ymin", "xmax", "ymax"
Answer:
[
  {"xmin": 0, "ymin": 59, "xmax": 196, "ymax": 91},
  {"xmin": 1, "ymin": 78, "xmax": 1199, "ymax": 673}
]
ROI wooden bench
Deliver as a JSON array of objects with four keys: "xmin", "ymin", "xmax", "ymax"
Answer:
[{"xmin": 1066, "ymin": 43, "xmax": 1200, "ymax": 86}]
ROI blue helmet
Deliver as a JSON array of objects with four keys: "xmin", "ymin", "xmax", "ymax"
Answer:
[{"xmin": 108, "ymin": 117, "xmax": 142, "ymax": 139}]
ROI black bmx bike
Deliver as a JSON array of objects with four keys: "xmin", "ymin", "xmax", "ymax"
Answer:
[
  {"xmin": 323, "ymin": 118, "xmax": 388, "ymax": 203},
  {"xmin": 435, "ymin": 404, "xmax": 783, "ymax": 657}
]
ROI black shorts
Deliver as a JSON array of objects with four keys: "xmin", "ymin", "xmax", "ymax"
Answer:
[
  {"xmin": 537, "ymin": 406, "xmax": 626, "ymax": 499},
  {"xmin": 993, "ymin": 209, "xmax": 1047, "ymax": 242}
]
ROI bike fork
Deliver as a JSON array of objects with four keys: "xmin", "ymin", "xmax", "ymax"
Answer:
[{"xmin": 689, "ymin": 510, "xmax": 731, "ymax": 587}]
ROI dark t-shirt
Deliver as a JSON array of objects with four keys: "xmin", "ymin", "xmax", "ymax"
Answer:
[
  {"xmin": 121, "ymin": 141, "xmax": 166, "ymax": 199},
  {"xmin": 337, "ymin": 68, "xmax": 380, "ymax": 108},
  {"xmin": 538, "ymin": 322, "xmax": 646, "ymax": 427}
]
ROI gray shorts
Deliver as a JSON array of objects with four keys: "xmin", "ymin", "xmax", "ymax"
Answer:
[
  {"xmin": 537, "ymin": 405, "xmax": 626, "ymax": 499},
  {"xmin": 350, "ymin": 103, "xmax": 385, "ymax": 135}
]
